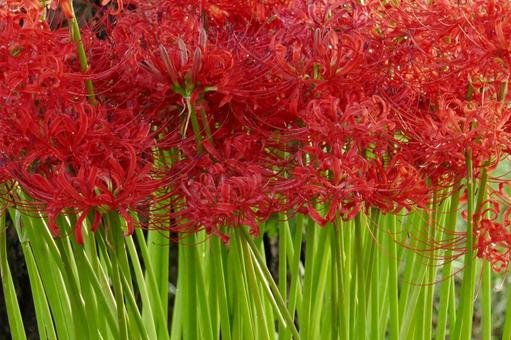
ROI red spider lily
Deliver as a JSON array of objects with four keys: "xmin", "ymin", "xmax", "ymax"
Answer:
[
  {"xmin": 56, "ymin": 0, "xmax": 74, "ymax": 19},
  {"xmin": 368, "ymin": 0, "xmax": 511, "ymax": 271},
  {"xmin": 85, "ymin": 1, "xmax": 204, "ymax": 128},
  {"xmin": 468, "ymin": 198, "xmax": 511, "ymax": 272},
  {"xmin": 372, "ymin": 0, "xmax": 511, "ymax": 101},
  {"xmin": 475, "ymin": 217, "xmax": 511, "ymax": 272},
  {"xmin": 0, "ymin": 10, "xmax": 85, "ymax": 99},
  {"xmin": 290, "ymin": 95, "xmax": 430, "ymax": 225},
  {"xmin": 1, "ymin": 0, "xmax": 45, "ymax": 22},
  {"xmin": 167, "ymin": 129, "xmax": 298, "ymax": 241},
  {"xmin": 3, "ymin": 0, "xmax": 511, "ymax": 273},
  {"xmin": 1, "ymin": 99, "xmax": 164, "ymax": 243},
  {"xmin": 371, "ymin": 0, "xmax": 511, "ymax": 187},
  {"xmin": 0, "ymin": 9, "xmax": 166, "ymax": 243},
  {"xmin": 388, "ymin": 96, "xmax": 510, "ymax": 191}
]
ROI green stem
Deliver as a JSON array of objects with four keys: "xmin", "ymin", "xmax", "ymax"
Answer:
[
  {"xmin": 502, "ymin": 282, "xmax": 511, "ymax": 340},
  {"xmin": 0, "ymin": 212, "xmax": 27, "ymax": 340},
  {"xmin": 279, "ymin": 215, "xmax": 289, "ymax": 338},
  {"xmin": 120, "ymin": 274, "xmax": 150, "ymax": 340},
  {"xmin": 239, "ymin": 233, "xmax": 272, "ymax": 340},
  {"xmin": 126, "ymin": 237, "xmax": 158, "ymax": 340},
  {"xmin": 342, "ymin": 219, "xmax": 353, "ymax": 340},
  {"xmin": 399, "ymin": 212, "xmax": 428, "ymax": 339},
  {"xmin": 180, "ymin": 236, "xmax": 198, "ymax": 340},
  {"xmin": 308, "ymin": 226, "xmax": 330, "ymax": 340},
  {"xmin": 55, "ymin": 237, "xmax": 91, "ymax": 340},
  {"xmin": 199, "ymin": 108, "xmax": 213, "ymax": 144},
  {"xmin": 171, "ymin": 239, "xmax": 185, "ymax": 340},
  {"xmin": 106, "ymin": 216, "xmax": 128, "ymax": 340},
  {"xmin": 185, "ymin": 97, "xmax": 203, "ymax": 152},
  {"xmin": 13, "ymin": 207, "xmax": 74, "ymax": 339},
  {"xmin": 192, "ymin": 234, "xmax": 214, "ymax": 340},
  {"xmin": 285, "ymin": 214, "xmax": 304, "ymax": 340},
  {"xmin": 354, "ymin": 213, "xmax": 367, "ymax": 340},
  {"xmin": 365, "ymin": 210, "xmax": 380, "ymax": 340},
  {"xmin": 436, "ymin": 190, "xmax": 460, "ymax": 340},
  {"xmin": 397, "ymin": 211, "xmax": 421, "ymax": 323},
  {"xmin": 230, "ymin": 230, "xmax": 255, "ymax": 339},
  {"xmin": 387, "ymin": 214, "xmax": 399, "ymax": 340},
  {"xmin": 329, "ymin": 224, "xmax": 340, "ymax": 340},
  {"xmin": 146, "ymin": 229, "xmax": 170, "ymax": 330},
  {"xmin": 481, "ymin": 262, "xmax": 491, "ymax": 340},
  {"xmin": 134, "ymin": 230, "xmax": 168, "ymax": 339},
  {"xmin": 424, "ymin": 193, "xmax": 443, "ymax": 340},
  {"xmin": 453, "ymin": 149, "xmax": 476, "ymax": 340},
  {"xmin": 21, "ymin": 244, "xmax": 56, "ymax": 340},
  {"xmin": 72, "ymin": 244, "xmax": 119, "ymax": 338},
  {"xmin": 477, "ymin": 172, "xmax": 491, "ymax": 340},
  {"xmin": 66, "ymin": 0, "xmax": 96, "ymax": 104},
  {"xmin": 211, "ymin": 236, "xmax": 231, "ymax": 340},
  {"xmin": 301, "ymin": 217, "xmax": 315, "ymax": 337},
  {"xmin": 240, "ymin": 229, "xmax": 300, "ymax": 340}
]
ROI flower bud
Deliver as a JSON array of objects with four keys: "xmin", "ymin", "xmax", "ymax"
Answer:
[
  {"xmin": 191, "ymin": 48, "xmax": 202, "ymax": 84},
  {"xmin": 159, "ymin": 45, "xmax": 179, "ymax": 85},
  {"xmin": 60, "ymin": 0, "xmax": 74, "ymax": 20},
  {"xmin": 177, "ymin": 38, "xmax": 188, "ymax": 67},
  {"xmin": 199, "ymin": 27, "xmax": 208, "ymax": 51}
]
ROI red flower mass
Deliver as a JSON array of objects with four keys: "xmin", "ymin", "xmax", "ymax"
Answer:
[{"xmin": 1, "ymin": 0, "xmax": 511, "ymax": 269}]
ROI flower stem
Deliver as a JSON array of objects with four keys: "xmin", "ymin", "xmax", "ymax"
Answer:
[
  {"xmin": 453, "ymin": 149, "xmax": 476, "ymax": 340},
  {"xmin": 211, "ymin": 236, "xmax": 231, "ymax": 340},
  {"xmin": 285, "ymin": 214, "xmax": 304, "ymax": 340},
  {"xmin": 240, "ymin": 228, "xmax": 301, "ymax": 340},
  {"xmin": 387, "ymin": 214, "xmax": 400, "ymax": 340},
  {"xmin": 436, "ymin": 189, "xmax": 460, "ymax": 340},
  {"xmin": 0, "ymin": 211, "xmax": 27, "ymax": 340},
  {"xmin": 502, "ymin": 283, "xmax": 511, "ymax": 339},
  {"xmin": 481, "ymin": 262, "xmax": 491, "ymax": 340},
  {"xmin": 185, "ymin": 97, "xmax": 203, "ymax": 152},
  {"xmin": 106, "ymin": 215, "xmax": 128, "ymax": 340},
  {"xmin": 354, "ymin": 213, "xmax": 367, "ymax": 340},
  {"xmin": 65, "ymin": 1, "xmax": 96, "ymax": 104},
  {"xmin": 475, "ymin": 170, "xmax": 491, "ymax": 340},
  {"xmin": 278, "ymin": 215, "xmax": 289, "ymax": 338}
]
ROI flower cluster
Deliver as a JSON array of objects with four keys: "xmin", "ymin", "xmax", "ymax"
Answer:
[{"xmin": 1, "ymin": 1, "xmax": 511, "ymax": 269}]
